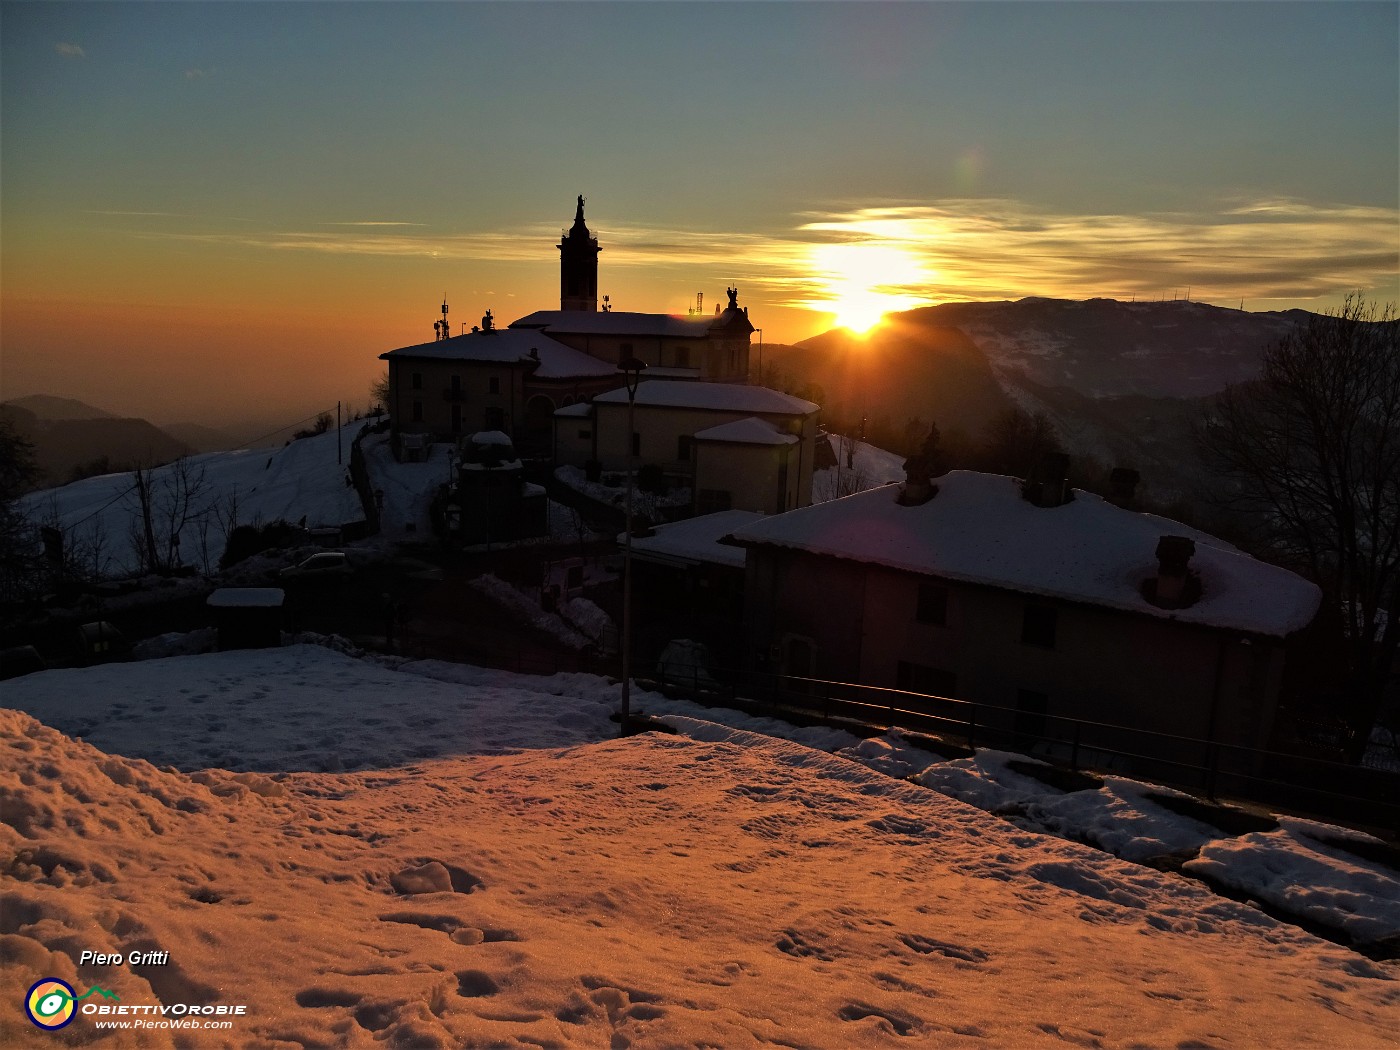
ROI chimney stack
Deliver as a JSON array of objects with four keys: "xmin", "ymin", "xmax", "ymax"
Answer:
[
  {"xmin": 1022, "ymin": 453, "xmax": 1071, "ymax": 508},
  {"xmin": 1142, "ymin": 534, "xmax": 1202, "ymax": 608}
]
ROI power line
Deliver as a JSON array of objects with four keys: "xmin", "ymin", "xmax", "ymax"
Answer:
[{"xmin": 235, "ymin": 408, "xmax": 340, "ymax": 451}]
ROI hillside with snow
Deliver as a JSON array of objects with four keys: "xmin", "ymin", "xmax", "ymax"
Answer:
[
  {"xmin": 3, "ymin": 644, "xmax": 1398, "ymax": 1047},
  {"xmin": 15, "ymin": 423, "xmax": 373, "ymax": 576}
]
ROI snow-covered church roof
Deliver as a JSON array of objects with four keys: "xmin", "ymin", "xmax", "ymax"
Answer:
[
  {"xmin": 593, "ymin": 381, "xmax": 818, "ymax": 415},
  {"xmin": 379, "ymin": 328, "xmax": 617, "ymax": 379},
  {"xmin": 510, "ymin": 310, "xmax": 716, "ymax": 339},
  {"xmin": 727, "ymin": 470, "xmax": 1320, "ymax": 637}
]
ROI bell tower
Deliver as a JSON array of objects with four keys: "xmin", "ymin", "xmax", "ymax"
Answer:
[{"xmin": 558, "ymin": 194, "xmax": 600, "ymax": 312}]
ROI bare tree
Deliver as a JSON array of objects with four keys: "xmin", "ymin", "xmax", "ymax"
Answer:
[
  {"xmin": 829, "ymin": 433, "xmax": 869, "ymax": 499},
  {"xmin": 370, "ymin": 370, "xmax": 390, "ymax": 413},
  {"xmin": 124, "ymin": 458, "xmax": 212, "ymax": 574},
  {"xmin": 980, "ymin": 407, "xmax": 1065, "ymax": 478},
  {"xmin": 1202, "ymin": 295, "xmax": 1399, "ymax": 760}
]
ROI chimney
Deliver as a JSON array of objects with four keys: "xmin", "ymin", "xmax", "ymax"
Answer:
[
  {"xmin": 895, "ymin": 453, "xmax": 938, "ymax": 506},
  {"xmin": 1107, "ymin": 467, "xmax": 1140, "ymax": 507},
  {"xmin": 1022, "ymin": 452, "xmax": 1071, "ymax": 507},
  {"xmin": 1142, "ymin": 535, "xmax": 1202, "ymax": 609}
]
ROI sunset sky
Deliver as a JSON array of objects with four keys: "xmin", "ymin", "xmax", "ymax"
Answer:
[{"xmin": 2, "ymin": 1, "xmax": 1397, "ymax": 427}]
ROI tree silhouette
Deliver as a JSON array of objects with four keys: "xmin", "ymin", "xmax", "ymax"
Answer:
[
  {"xmin": 980, "ymin": 407, "xmax": 1065, "ymax": 478},
  {"xmin": 1203, "ymin": 295, "xmax": 1399, "ymax": 761},
  {"xmin": 0, "ymin": 415, "xmax": 40, "ymax": 601}
]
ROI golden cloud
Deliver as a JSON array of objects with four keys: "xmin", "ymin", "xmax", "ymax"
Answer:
[{"xmin": 130, "ymin": 197, "xmax": 1398, "ymax": 312}]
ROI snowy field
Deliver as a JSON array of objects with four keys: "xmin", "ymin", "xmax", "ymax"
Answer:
[
  {"xmin": 3, "ymin": 643, "xmax": 1398, "ymax": 1047},
  {"xmin": 812, "ymin": 435, "xmax": 906, "ymax": 502}
]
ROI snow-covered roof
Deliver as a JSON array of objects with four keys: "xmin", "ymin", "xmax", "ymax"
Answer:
[
  {"xmin": 623, "ymin": 509, "xmax": 764, "ymax": 569},
  {"xmin": 510, "ymin": 310, "xmax": 715, "ymax": 339},
  {"xmin": 594, "ymin": 381, "xmax": 818, "ymax": 415},
  {"xmin": 207, "ymin": 588, "xmax": 285, "ymax": 609},
  {"xmin": 470, "ymin": 430, "xmax": 513, "ymax": 446},
  {"xmin": 694, "ymin": 417, "xmax": 798, "ymax": 446},
  {"xmin": 728, "ymin": 471, "xmax": 1320, "ymax": 637},
  {"xmin": 553, "ymin": 402, "xmax": 593, "ymax": 418},
  {"xmin": 379, "ymin": 329, "xmax": 617, "ymax": 379}
]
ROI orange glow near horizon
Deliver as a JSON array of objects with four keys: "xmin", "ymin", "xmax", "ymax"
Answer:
[{"xmin": 803, "ymin": 241, "xmax": 933, "ymax": 333}]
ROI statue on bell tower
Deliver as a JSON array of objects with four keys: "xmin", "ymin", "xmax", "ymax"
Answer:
[{"xmin": 558, "ymin": 195, "xmax": 600, "ymax": 312}]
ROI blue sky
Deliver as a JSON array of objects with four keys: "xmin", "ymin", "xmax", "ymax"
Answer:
[{"xmin": 2, "ymin": 1, "xmax": 1396, "ymax": 421}]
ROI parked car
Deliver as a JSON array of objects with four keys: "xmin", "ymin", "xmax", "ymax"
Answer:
[{"xmin": 278, "ymin": 552, "xmax": 353, "ymax": 580}]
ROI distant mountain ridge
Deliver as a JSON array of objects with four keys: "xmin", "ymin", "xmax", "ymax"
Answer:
[
  {"xmin": 1, "ymin": 397, "xmax": 193, "ymax": 486},
  {"xmin": 3, "ymin": 394, "xmax": 116, "ymax": 421},
  {"xmin": 909, "ymin": 297, "xmax": 1304, "ymax": 399},
  {"xmin": 770, "ymin": 297, "xmax": 1318, "ymax": 505}
]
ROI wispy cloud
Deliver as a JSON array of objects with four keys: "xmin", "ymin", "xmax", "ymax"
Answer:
[
  {"xmin": 184, "ymin": 68, "xmax": 210, "ymax": 80},
  {"xmin": 131, "ymin": 198, "xmax": 1398, "ymax": 312},
  {"xmin": 55, "ymin": 42, "xmax": 85, "ymax": 59},
  {"xmin": 319, "ymin": 221, "xmax": 428, "ymax": 228}
]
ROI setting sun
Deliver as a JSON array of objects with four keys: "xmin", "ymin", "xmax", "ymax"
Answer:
[{"xmin": 806, "ymin": 241, "xmax": 933, "ymax": 332}]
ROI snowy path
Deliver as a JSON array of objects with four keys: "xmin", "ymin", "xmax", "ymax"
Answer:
[
  {"xmin": 2, "ymin": 645, "xmax": 1398, "ymax": 1047},
  {"xmin": 4, "ymin": 705, "xmax": 1398, "ymax": 1048}
]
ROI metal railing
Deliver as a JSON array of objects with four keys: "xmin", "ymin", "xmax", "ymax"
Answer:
[{"xmin": 640, "ymin": 665, "xmax": 1400, "ymax": 832}]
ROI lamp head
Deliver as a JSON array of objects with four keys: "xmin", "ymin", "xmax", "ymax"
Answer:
[{"xmin": 619, "ymin": 356, "xmax": 647, "ymax": 398}]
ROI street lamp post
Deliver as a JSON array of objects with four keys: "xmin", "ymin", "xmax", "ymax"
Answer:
[{"xmin": 618, "ymin": 356, "xmax": 647, "ymax": 736}]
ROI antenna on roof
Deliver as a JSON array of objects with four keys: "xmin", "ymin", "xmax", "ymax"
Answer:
[{"xmin": 434, "ymin": 296, "xmax": 450, "ymax": 341}]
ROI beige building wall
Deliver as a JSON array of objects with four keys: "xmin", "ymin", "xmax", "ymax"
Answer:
[
  {"xmin": 593, "ymin": 402, "xmax": 818, "ymax": 506},
  {"xmin": 387, "ymin": 358, "xmax": 523, "ymax": 442},
  {"xmin": 544, "ymin": 332, "xmax": 748, "ymax": 381},
  {"xmin": 694, "ymin": 440, "xmax": 799, "ymax": 515},
  {"xmin": 553, "ymin": 411, "xmax": 596, "ymax": 467}
]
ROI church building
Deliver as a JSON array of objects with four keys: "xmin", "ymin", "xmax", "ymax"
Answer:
[{"xmin": 379, "ymin": 197, "xmax": 756, "ymax": 458}]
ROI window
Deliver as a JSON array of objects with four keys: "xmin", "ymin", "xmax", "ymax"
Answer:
[
  {"xmin": 451, "ymin": 405, "xmax": 462, "ymax": 433},
  {"xmin": 411, "ymin": 400, "xmax": 423, "ymax": 422},
  {"xmin": 897, "ymin": 662, "xmax": 957, "ymax": 697},
  {"xmin": 488, "ymin": 377, "xmax": 500, "ymax": 394},
  {"xmin": 916, "ymin": 583, "xmax": 948, "ymax": 625},
  {"xmin": 677, "ymin": 435, "xmax": 694, "ymax": 461},
  {"xmin": 1022, "ymin": 605, "xmax": 1057, "ymax": 648},
  {"xmin": 675, "ymin": 347, "xmax": 690, "ymax": 368},
  {"xmin": 620, "ymin": 343, "xmax": 633, "ymax": 355},
  {"xmin": 411, "ymin": 371, "xmax": 423, "ymax": 390},
  {"xmin": 483, "ymin": 407, "xmax": 505, "ymax": 430},
  {"xmin": 450, "ymin": 374, "xmax": 462, "ymax": 394},
  {"xmin": 577, "ymin": 428, "xmax": 592, "ymax": 440},
  {"xmin": 698, "ymin": 489, "xmax": 732, "ymax": 514},
  {"xmin": 631, "ymin": 432, "xmax": 641, "ymax": 457}
]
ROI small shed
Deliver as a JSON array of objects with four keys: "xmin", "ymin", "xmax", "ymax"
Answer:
[
  {"xmin": 76, "ymin": 621, "xmax": 131, "ymax": 665},
  {"xmin": 207, "ymin": 588, "xmax": 285, "ymax": 650}
]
